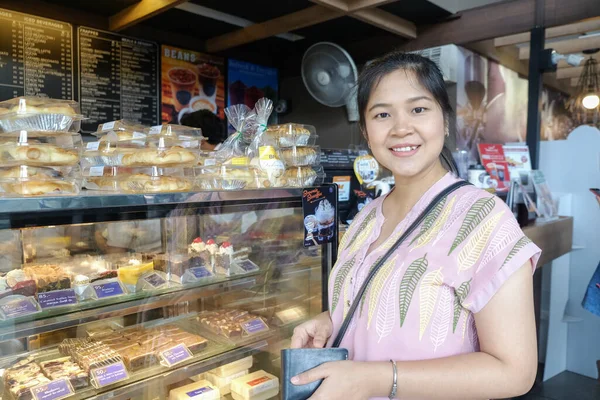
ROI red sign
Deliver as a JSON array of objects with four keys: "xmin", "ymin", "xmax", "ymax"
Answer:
[{"xmin": 477, "ymin": 144, "xmax": 511, "ymax": 193}]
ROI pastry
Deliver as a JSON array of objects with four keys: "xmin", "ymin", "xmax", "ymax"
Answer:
[
  {"xmin": 121, "ymin": 147, "xmax": 196, "ymax": 166},
  {"xmin": 266, "ymin": 124, "xmax": 312, "ymax": 147},
  {"xmin": 2, "ymin": 179, "xmax": 76, "ymax": 196},
  {"xmin": 0, "ymin": 103, "xmax": 76, "ymax": 116},
  {"xmin": 280, "ymin": 146, "xmax": 319, "ymax": 167},
  {"xmin": 0, "ymin": 166, "xmax": 64, "ymax": 179},
  {"xmin": 153, "ymin": 254, "xmax": 191, "ymax": 276},
  {"xmin": 89, "ymin": 270, "xmax": 117, "ymax": 283},
  {"xmin": 283, "ymin": 167, "xmax": 318, "ymax": 187},
  {"xmin": 118, "ymin": 174, "xmax": 193, "ymax": 193},
  {"xmin": 2, "ymin": 145, "xmax": 79, "ymax": 166},
  {"xmin": 117, "ymin": 259, "xmax": 154, "ymax": 286},
  {"xmin": 39, "ymin": 357, "xmax": 89, "ymax": 389},
  {"xmin": 6, "ymin": 269, "xmax": 28, "ymax": 287},
  {"xmin": 214, "ymin": 242, "xmax": 233, "ymax": 276},
  {"xmin": 23, "ymin": 264, "xmax": 71, "ymax": 292},
  {"xmin": 4, "ymin": 356, "xmax": 51, "ymax": 400},
  {"xmin": 188, "ymin": 238, "xmax": 211, "ymax": 268},
  {"xmin": 167, "ymin": 332, "xmax": 208, "ymax": 354},
  {"xmin": 11, "ymin": 280, "xmax": 37, "ymax": 297},
  {"xmin": 118, "ymin": 344, "xmax": 158, "ymax": 371}
]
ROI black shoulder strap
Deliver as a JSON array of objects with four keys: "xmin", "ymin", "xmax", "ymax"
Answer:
[{"xmin": 331, "ymin": 180, "xmax": 470, "ymax": 348}]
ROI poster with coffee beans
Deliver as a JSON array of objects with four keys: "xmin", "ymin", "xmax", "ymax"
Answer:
[
  {"xmin": 161, "ymin": 45, "xmax": 225, "ymax": 123},
  {"xmin": 302, "ymin": 184, "xmax": 338, "ymax": 247}
]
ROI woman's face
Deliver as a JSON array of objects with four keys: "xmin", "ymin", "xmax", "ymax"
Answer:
[{"xmin": 364, "ymin": 69, "xmax": 446, "ymax": 180}]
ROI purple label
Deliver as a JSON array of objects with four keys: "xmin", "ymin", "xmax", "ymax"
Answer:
[
  {"xmin": 92, "ymin": 361, "xmax": 128, "ymax": 387},
  {"xmin": 0, "ymin": 298, "xmax": 38, "ymax": 319},
  {"xmin": 241, "ymin": 318, "xmax": 268, "ymax": 335},
  {"xmin": 161, "ymin": 344, "xmax": 192, "ymax": 366},
  {"xmin": 93, "ymin": 281, "xmax": 124, "ymax": 299},
  {"xmin": 143, "ymin": 273, "xmax": 166, "ymax": 288},
  {"xmin": 31, "ymin": 378, "xmax": 73, "ymax": 400},
  {"xmin": 190, "ymin": 267, "xmax": 212, "ymax": 279},
  {"xmin": 186, "ymin": 387, "xmax": 213, "ymax": 397},
  {"xmin": 38, "ymin": 289, "xmax": 77, "ymax": 309},
  {"xmin": 238, "ymin": 260, "xmax": 258, "ymax": 272}
]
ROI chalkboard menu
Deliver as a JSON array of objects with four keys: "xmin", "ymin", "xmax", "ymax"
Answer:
[
  {"xmin": 0, "ymin": 8, "xmax": 73, "ymax": 100},
  {"xmin": 78, "ymin": 27, "xmax": 159, "ymax": 132}
]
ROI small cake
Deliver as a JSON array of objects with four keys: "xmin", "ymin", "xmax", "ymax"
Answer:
[
  {"xmin": 205, "ymin": 239, "xmax": 218, "ymax": 271},
  {"xmin": 214, "ymin": 242, "xmax": 233, "ymax": 276},
  {"xmin": 39, "ymin": 356, "xmax": 89, "ymax": 389},
  {"xmin": 153, "ymin": 254, "xmax": 191, "ymax": 276},
  {"xmin": 117, "ymin": 259, "xmax": 154, "ymax": 286},
  {"xmin": 6, "ymin": 269, "xmax": 28, "ymax": 288},
  {"xmin": 188, "ymin": 237, "xmax": 211, "ymax": 268},
  {"xmin": 22, "ymin": 264, "xmax": 71, "ymax": 292},
  {"xmin": 230, "ymin": 370, "xmax": 279, "ymax": 400},
  {"xmin": 167, "ymin": 332, "xmax": 208, "ymax": 354},
  {"xmin": 118, "ymin": 344, "xmax": 158, "ymax": 371}
]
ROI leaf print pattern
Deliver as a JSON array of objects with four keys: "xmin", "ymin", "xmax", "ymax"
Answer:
[
  {"xmin": 477, "ymin": 218, "xmax": 521, "ymax": 273},
  {"xmin": 399, "ymin": 255, "xmax": 428, "ymax": 327},
  {"xmin": 346, "ymin": 208, "xmax": 376, "ymax": 252},
  {"xmin": 412, "ymin": 196, "xmax": 456, "ymax": 251},
  {"xmin": 449, "ymin": 197, "xmax": 496, "ymax": 255},
  {"xmin": 419, "ymin": 267, "xmax": 444, "ymax": 340},
  {"xmin": 453, "ymin": 279, "xmax": 471, "ymax": 333},
  {"xmin": 501, "ymin": 236, "xmax": 533, "ymax": 268},
  {"xmin": 368, "ymin": 256, "xmax": 397, "ymax": 328},
  {"xmin": 430, "ymin": 285, "xmax": 453, "ymax": 352},
  {"xmin": 410, "ymin": 197, "xmax": 447, "ymax": 246},
  {"xmin": 359, "ymin": 255, "xmax": 383, "ymax": 318},
  {"xmin": 331, "ymin": 258, "xmax": 355, "ymax": 314},
  {"xmin": 433, "ymin": 190, "xmax": 480, "ymax": 245},
  {"xmin": 457, "ymin": 211, "xmax": 504, "ymax": 272},
  {"xmin": 376, "ymin": 268, "xmax": 403, "ymax": 342}
]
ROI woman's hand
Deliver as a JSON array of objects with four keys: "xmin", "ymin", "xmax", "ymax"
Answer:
[
  {"xmin": 290, "ymin": 311, "xmax": 333, "ymax": 349},
  {"xmin": 291, "ymin": 361, "xmax": 383, "ymax": 400}
]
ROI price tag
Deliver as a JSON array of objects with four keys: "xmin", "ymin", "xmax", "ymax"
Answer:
[
  {"xmin": 38, "ymin": 289, "xmax": 77, "ymax": 309},
  {"xmin": 186, "ymin": 387, "xmax": 214, "ymax": 397},
  {"xmin": 236, "ymin": 259, "xmax": 259, "ymax": 273},
  {"xmin": 149, "ymin": 125, "xmax": 162, "ymax": 135},
  {"xmin": 182, "ymin": 140, "xmax": 199, "ymax": 149},
  {"xmin": 160, "ymin": 343, "xmax": 193, "ymax": 367},
  {"xmin": 241, "ymin": 318, "xmax": 269, "ymax": 335},
  {"xmin": 88, "ymin": 166, "xmax": 105, "ymax": 177},
  {"xmin": 86, "ymin": 141, "xmax": 100, "ymax": 151},
  {"xmin": 204, "ymin": 158, "xmax": 216, "ymax": 166},
  {"xmin": 101, "ymin": 121, "xmax": 116, "ymax": 131},
  {"xmin": 91, "ymin": 361, "xmax": 129, "ymax": 388},
  {"xmin": 0, "ymin": 297, "xmax": 40, "ymax": 319},
  {"xmin": 189, "ymin": 267, "xmax": 212, "ymax": 279},
  {"xmin": 132, "ymin": 131, "xmax": 146, "ymax": 139},
  {"xmin": 93, "ymin": 281, "xmax": 125, "ymax": 299},
  {"xmin": 333, "ymin": 176, "xmax": 351, "ymax": 202},
  {"xmin": 31, "ymin": 378, "xmax": 74, "ymax": 400},
  {"xmin": 142, "ymin": 273, "xmax": 167, "ymax": 288}
]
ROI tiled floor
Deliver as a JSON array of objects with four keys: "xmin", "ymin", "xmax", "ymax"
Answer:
[{"xmin": 517, "ymin": 371, "xmax": 600, "ymax": 400}]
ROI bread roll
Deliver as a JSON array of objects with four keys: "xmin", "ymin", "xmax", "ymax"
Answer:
[
  {"xmin": 121, "ymin": 147, "xmax": 196, "ymax": 166},
  {"xmin": 119, "ymin": 174, "xmax": 192, "ymax": 193},
  {"xmin": 3, "ymin": 180, "xmax": 75, "ymax": 195}
]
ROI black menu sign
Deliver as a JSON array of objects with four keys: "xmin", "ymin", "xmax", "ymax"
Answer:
[
  {"xmin": 0, "ymin": 8, "xmax": 73, "ymax": 100},
  {"xmin": 78, "ymin": 27, "xmax": 159, "ymax": 132}
]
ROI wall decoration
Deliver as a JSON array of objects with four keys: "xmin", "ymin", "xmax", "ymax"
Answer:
[
  {"xmin": 227, "ymin": 59, "xmax": 278, "ymax": 124},
  {"xmin": 161, "ymin": 45, "xmax": 225, "ymax": 123}
]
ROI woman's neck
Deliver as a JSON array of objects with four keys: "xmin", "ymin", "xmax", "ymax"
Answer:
[{"xmin": 386, "ymin": 161, "xmax": 448, "ymax": 216}]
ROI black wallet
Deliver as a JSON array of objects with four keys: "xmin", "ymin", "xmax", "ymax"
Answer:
[{"xmin": 281, "ymin": 348, "xmax": 349, "ymax": 400}]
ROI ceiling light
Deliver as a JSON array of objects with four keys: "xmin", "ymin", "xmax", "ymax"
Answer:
[
  {"xmin": 582, "ymin": 93, "xmax": 600, "ymax": 109},
  {"xmin": 567, "ymin": 49, "xmax": 600, "ymax": 127}
]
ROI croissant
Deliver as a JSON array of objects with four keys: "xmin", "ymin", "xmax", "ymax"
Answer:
[
  {"xmin": 3, "ymin": 179, "xmax": 75, "ymax": 195},
  {"xmin": 3, "ymin": 145, "xmax": 79, "ymax": 166},
  {"xmin": 119, "ymin": 174, "xmax": 192, "ymax": 193},
  {"xmin": 121, "ymin": 147, "xmax": 196, "ymax": 166}
]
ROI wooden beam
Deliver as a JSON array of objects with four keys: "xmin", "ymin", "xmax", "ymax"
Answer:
[
  {"xmin": 109, "ymin": 0, "xmax": 189, "ymax": 32},
  {"xmin": 352, "ymin": 8, "xmax": 416, "ymax": 38},
  {"xmin": 347, "ymin": 0, "xmax": 399, "ymax": 12},
  {"xmin": 494, "ymin": 17, "xmax": 600, "ymax": 47},
  {"xmin": 519, "ymin": 35, "xmax": 600, "ymax": 59},
  {"xmin": 402, "ymin": 0, "xmax": 600, "ymax": 52},
  {"xmin": 0, "ymin": 0, "xmax": 107, "ymax": 29},
  {"xmin": 205, "ymin": 5, "xmax": 343, "ymax": 53},
  {"xmin": 310, "ymin": 0, "xmax": 348, "ymax": 12},
  {"xmin": 556, "ymin": 66, "xmax": 585, "ymax": 79},
  {"xmin": 467, "ymin": 40, "xmax": 574, "ymax": 95}
]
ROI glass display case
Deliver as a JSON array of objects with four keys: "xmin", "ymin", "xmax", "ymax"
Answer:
[{"xmin": 0, "ymin": 185, "xmax": 337, "ymax": 400}]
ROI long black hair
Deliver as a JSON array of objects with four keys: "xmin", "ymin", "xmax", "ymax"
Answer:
[{"xmin": 357, "ymin": 51, "xmax": 458, "ymax": 175}]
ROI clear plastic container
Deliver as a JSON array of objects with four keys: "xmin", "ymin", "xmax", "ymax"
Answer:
[
  {"xmin": 147, "ymin": 124, "xmax": 204, "ymax": 140},
  {"xmin": 264, "ymin": 123, "xmax": 317, "ymax": 147},
  {"xmin": 0, "ymin": 166, "xmax": 80, "ymax": 197},
  {"xmin": 196, "ymin": 166, "xmax": 261, "ymax": 191},
  {"xmin": 210, "ymin": 356, "xmax": 253, "ymax": 378},
  {"xmin": 281, "ymin": 166, "xmax": 325, "ymax": 187},
  {"xmin": 280, "ymin": 145, "xmax": 321, "ymax": 167},
  {"xmin": 0, "ymin": 131, "xmax": 82, "ymax": 167},
  {"xmin": 230, "ymin": 370, "xmax": 279, "ymax": 400},
  {"xmin": 82, "ymin": 136, "xmax": 199, "ymax": 168},
  {"xmin": 83, "ymin": 166, "xmax": 195, "ymax": 193},
  {"xmin": 94, "ymin": 120, "xmax": 148, "ymax": 141},
  {"xmin": 206, "ymin": 369, "xmax": 248, "ymax": 395},
  {"xmin": 197, "ymin": 150, "xmax": 218, "ymax": 167},
  {"xmin": 0, "ymin": 96, "xmax": 85, "ymax": 132}
]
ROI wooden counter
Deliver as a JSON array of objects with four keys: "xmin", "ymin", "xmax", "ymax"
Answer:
[{"xmin": 523, "ymin": 216, "xmax": 573, "ymax": 267}]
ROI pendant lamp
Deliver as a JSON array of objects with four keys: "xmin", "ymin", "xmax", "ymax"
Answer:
[{"xmin": 567, "ymin": 49, "xmax": 599, "ymax": 128}]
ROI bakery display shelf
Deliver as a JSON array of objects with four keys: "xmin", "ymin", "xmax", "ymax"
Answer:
[{"xmin": 0, "ymin": 273, "xmax": 260, "ymax": 342}]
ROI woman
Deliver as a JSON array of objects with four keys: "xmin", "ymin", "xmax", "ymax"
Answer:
[{"xmin": 290, "ymin": 52, "xmax": 541, "ymax": 399}]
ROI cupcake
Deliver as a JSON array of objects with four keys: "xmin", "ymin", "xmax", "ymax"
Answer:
[
  {"xmin": 188, "ymin": 237, "xmax": 211, "ymax": 268},
  {"xmin": 214, "ymin": 242, "xmax": 233, "ymax": 276}
]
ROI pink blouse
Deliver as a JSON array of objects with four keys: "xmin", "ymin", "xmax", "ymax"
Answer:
[{"xmin": 327, "ymin": 173, "xmax": 541, "ymax": 398}]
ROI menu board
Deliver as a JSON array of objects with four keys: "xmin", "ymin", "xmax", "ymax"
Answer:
[
  {"xmin": 0, "ymin": 8, "xmax": 73, "ymax": 100},
  {"xmin": 78, "ymin": 27, "xmax": 159, "ymax": 132}
]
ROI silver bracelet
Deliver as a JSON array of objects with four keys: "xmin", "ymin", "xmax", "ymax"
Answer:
[{"xmin": 389, "ymin": 359, "xmax": 398, "ymax": 399}]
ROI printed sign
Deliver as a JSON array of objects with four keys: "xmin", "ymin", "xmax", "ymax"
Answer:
[
  {"xmin": 333, "ymin": 176, "xmax": 351, "ymax": 202},
  {"xmin": 236, "ymin": 259, "xmax": 259, "ymax": 273},
  {"xmin": 189, "ymin": 267, "xmax": 212, "ymax": 279},
  {"xmin": 160, "ymin": 343, "xmax": 193, "ymax": 367},
  {"xmin": 477, "ymin": 143, "xmax": 511, "ymax": 193},
  {"xmin": 142, "ymin": 273, "xmax": 167, "ymax": 288},
  {"xmin": 31, "ymin": 379, "xmax": 74, "ymax": 400},
  {"xmin": 0, "ymin": 297, "xmax": 40, "ymax": 319},
  {"xmin": 186, "ymin": 387, "xmax": 214, "ymax": 397},
  {"xmin": 93, "ymin": 281, "xmax": 125, "ymax": 299},
  {"xmin": 38, "ymin": 289, "xmax": 77, "ymax": 309},
  {"xmin": 302, "ymin": 185, "xmax": 338, "ymax": 247},
  {"xmin": 241, "ymin": 318, "xmax": 269, "ymax": 335},
  {"xmin": 91, "ymin": 361, "xmax": 129, "ymax": 388}
]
